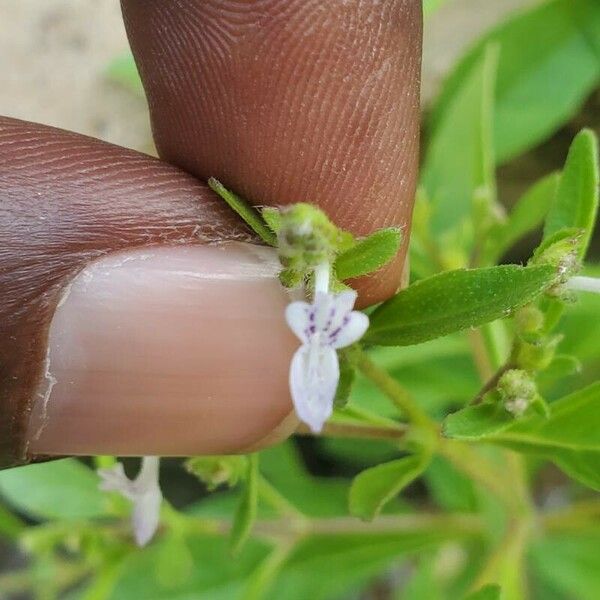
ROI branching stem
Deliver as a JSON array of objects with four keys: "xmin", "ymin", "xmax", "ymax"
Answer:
[{"xmin": 352, "ymin": 347, "xmax": 434, "ymax": 429}]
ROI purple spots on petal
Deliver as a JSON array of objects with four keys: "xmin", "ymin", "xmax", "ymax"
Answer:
[{"xmin": 328, "ymin": 316, "xmax": 350, "ymax": 343}]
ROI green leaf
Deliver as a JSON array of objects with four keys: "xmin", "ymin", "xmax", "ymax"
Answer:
[
  {"xmin": 108, "ymin": 535, "xmax": 269, "ymax": 600},
  {"xmin": 424, "ymin": 456, "xmax": 478, "ymax": 513},
  {"xmin": 443, "ymin": 403, "xmax": 513, "ymax": 441},
  {"xmin": 334, "ymin": 228, "xmax": 401, "ymax": 280},
  {"xmin": 431, "ymin": 0, "xmax": 600, "ymax": 164},
  {"xmin": 230, "ymin": 454, "xmax": 259, "ymax": 555},
  {"xmin": 156, "ymin": 534, "xmax": 194, "ymax": 588},
  {"xmin": 0, "ymin": 502, "xmax": 25, "ymax": 540},
  {"xmin": 450, "ymin": 383, "xmax": 600, "ymax": 490},
  {"xmin": 105, "ymin": 53, "xmax": 144, "ymax": 96},
  {"xmin": 423, "ymin": 44, "xmax": 498, "ymax": 234},
  {"xmin": 543, "ymin": 129, "xmax": 599, "ymax": 260},
  {"xmin": 465, "ymin": 585, "xmax": 502, "ymax": 600},
  {"xmin": 242, "ymin": 543, "xmax": 291, "ymax": 600},
  {"xmin": 366, "ymin": 265, "xmax": 556, "ymax": 346},
  {"xmin": 485, "ymin": 173, "xmax": 560, "ymax": 263},
  {"xmin": 0, "ymin": 459, "xmax": 107, "ymax": 520},
  {"xmin": 349, "ymin": 455, "xmax": 427, "ymax": 521},
  {"xmin": 208, "ymin": 178, "xmax": 277, "ymax": 246},
  {"xmin": 494, "ymin": 382, "xmax": 600, "ymax": 451},
  {"xmin": 269, "ymin": 529, "xmax": 470, "ymax": 600},
  {"xmin": 530, "ymin": 532, "xmax": 600, "ymax": 600},
  {"xmin": 258, "ymin": 443, "xmax": 350, "ymax": 518}
]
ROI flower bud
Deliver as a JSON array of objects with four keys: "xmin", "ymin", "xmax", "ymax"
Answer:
[
  {"xmin": 514, "ymin": 305, "xmax": 544, "ymax": 336},
  {"xmin": 277, "ymin": 203, "xmax": 345, "ymax": 272},
  {"xmin": 516, "ymin": 334, "xmax": 562, "ymax": 372},
  {"xmin": 185, "ymin": 455, "xmax": 247, "ymax": 491},
  {"xmin": 498, "ymin": 369, "xmax": 538, "ymax": 417}
]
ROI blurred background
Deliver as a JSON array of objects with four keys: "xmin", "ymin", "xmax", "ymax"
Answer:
[
  {"xmin": 0, "ymin": 1, "xmax": 599, "ymax": 599},
  {"xmin": 0, "ymin": 0, "xmax": 538, "ymax": 153}
]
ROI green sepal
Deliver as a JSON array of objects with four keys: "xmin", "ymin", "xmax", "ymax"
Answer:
[
  {"xmin": 185, "ymin": 455, "xmax": 248, "ymax": 492},
  {"xmin": 208, "ymin": 178, "xmax": 277, "ymax": 246},
  {"xmin": 261, "ymin": 207, "xmax": 281, "ymax": 233},
  {"xmin": 278, "ymin": 267, "xmax": 304, "ymax": 289}
]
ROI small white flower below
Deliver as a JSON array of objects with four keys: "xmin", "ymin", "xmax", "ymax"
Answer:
[
  {"xmin": 98, "ymin": 456, "xmax": 162, "ymax": 546},
  {"xmin": 286, "ymin": 290, "xmax": 369, "ymax": 433}
]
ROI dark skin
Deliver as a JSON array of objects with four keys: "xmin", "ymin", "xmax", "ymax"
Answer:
[{"xmin": 0, "ymin": 0, "xmax": 422, "ymax": 467}]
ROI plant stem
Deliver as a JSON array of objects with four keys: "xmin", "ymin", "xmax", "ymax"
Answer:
[
  {"xmin": 352, "ymin": 347, "xmax": 434, "ymax": 428},
  {"xmin": 467, "ymin": 329, "xmax": 495, "ymax": 382},
  {"xmin": 470, "ymin": 361, "xmax": 514, "ymax": 405},
  {"xmin": 471, "ymin": 518, "xmax": 530, "ymax": 595},
  {"xmin": 215, "ymin": 512, "xmax": 482, "ymax": 539},
  {"xmin": 439, "ymin": 440, "xmax": 520, "ymax": 512},
  {"xmin": 542, "ymin": 500, "xmax": 600, "ymax": 531},
  {"xmin": 296, "ymin": 420, "xmax": 408, "ymax": 442},
  {"xmin": 258, "ymin": 476, "xmax": 306, "ymax": 521}
]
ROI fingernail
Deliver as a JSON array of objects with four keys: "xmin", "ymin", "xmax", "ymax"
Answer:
[{"xmin": 26, "ymin": 243, "xmax": 296, "ymax": 456}]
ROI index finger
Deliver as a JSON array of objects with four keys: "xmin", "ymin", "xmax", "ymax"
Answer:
[{"xmin": 121, "ymin": 0, "xmax": 422, "ymax": 305}]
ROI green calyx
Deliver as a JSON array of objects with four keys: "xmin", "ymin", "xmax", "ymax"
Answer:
[
  {"xmin": 276, "ymin": 203, "xmax": 352, "ymax": 275},
  {"xmin": 209, "ymin": 178, "xmax": 401, "ymax": 295},
  {"xmin": 498, "ymin": 369, "xmax": 538, "ymax": 417},
  {"xmin": 185, "ymin": 456, "xmax": 248, "ymax": 492}
]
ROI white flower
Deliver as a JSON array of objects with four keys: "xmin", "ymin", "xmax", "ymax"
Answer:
[
  {"xmin": 98, "ymin": 456, "xmax": 162, "ymax": 546},
  {"xmin": 286, "ymin": 290, "xmax": 369, "ymax": 433}
]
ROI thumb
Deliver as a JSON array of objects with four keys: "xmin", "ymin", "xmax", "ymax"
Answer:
[{"xmin": 121, "ymin": 0, "xmax": 422, "ymax": 306}]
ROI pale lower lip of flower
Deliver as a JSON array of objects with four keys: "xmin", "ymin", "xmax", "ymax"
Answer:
[{"xmin": 26, "ymin": 242, "xmax": 297, "ymax": 457}]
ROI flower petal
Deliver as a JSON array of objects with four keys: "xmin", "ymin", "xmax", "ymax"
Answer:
[
  {"xmin": 319, "ymin": 290, "xmax": 358, "ymax": 337},
  {"xmin": 98, "ymin": 463, "xmax": 136, "ymax": 500},
  {"xmin": 330, "ymin": 311, "xmax": 369, "ymax": 349},
  {"xmin": 285, "ymin": 300, "xmax": 312, "ymax": 343},
  {"xmin": 132, "ymin": 486, "xmax": 163, "ymax": 547},
  {"xmin": 312, "ymin": 291, "xmax": 336, "ymax": 331},
  {"xmin": 290, "ymin": 343, "xmax": 339, "ymax": 433},
  {"xmin": 331, "ymin": 290, "xmax": 358, "ymax": 316},
  {"xmin": 98, "ymin": 457, "xmax": 162, "ymax": 546}
]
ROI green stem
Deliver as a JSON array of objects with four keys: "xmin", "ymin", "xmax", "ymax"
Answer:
[
  {"xmin": 258, "ymin": 477, "xmax": 306, "ymax": 522},
  {"xmin": 467, "ymin": 329, "xmax": 495, "ymax": 382},
  {"xmin": 439, "ymin": 440, "xmax": 521, "ymax": 512},
  {"xmin": 242, "ymin": 540, "xmax": 295, "ymax": 600},
  {"xmin": 471, "ymin": 518, "xmax": 530, "ymax": 595},
  {"xmin": 215, "ymin": 512, "xmax": 482, "ymax": 539},
  {"xmin": 543, "ymin": 500, "xmax": 600, "ymax": 532},
  {"xmin": 296, "ymin": 420, "xmax": 408, "ymax": 442},
  {"xmin": 352, "ymin": 347, "xmax": 433, "ymax": 428},
  {"xmin": 470, "ymin": 361, "xmax": 514, "ymax": 405}
]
